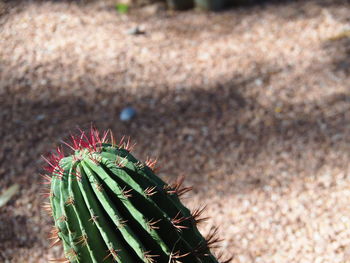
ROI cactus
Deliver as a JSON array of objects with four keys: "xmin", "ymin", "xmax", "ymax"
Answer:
[{"xmin": 42, "ymin": 128, "xmax": 230, "ymax": 263}]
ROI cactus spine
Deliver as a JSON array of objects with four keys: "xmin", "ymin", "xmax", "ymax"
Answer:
[{"xmin": 43, "ymin": 128, "xmax": 229, "ymax": 263}]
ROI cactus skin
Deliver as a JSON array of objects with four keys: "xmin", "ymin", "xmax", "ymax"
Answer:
[{"xmin": 43, "ymin": 128, "xmax": 229, "ymax": 263}]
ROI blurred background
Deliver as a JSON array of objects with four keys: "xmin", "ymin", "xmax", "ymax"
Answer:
[{"xmin": 1, "ymin": 0, "xmax": 350, "ymax": 262}]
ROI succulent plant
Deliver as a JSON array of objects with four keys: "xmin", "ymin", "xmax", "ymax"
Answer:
[{"xmin": 42, "ymin": 128, "xmax": 230, "ymax": 263}]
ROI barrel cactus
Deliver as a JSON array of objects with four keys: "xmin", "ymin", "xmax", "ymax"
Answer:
[{"xmin": 42, "ymin": 128, "xmax": 230, "ymax": 263}]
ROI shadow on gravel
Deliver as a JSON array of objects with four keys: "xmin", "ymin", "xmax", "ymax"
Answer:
[
  {"xmin": 323, "ymin": 35, "xmax": 350, "ymax": 76},
  {"xmin": 0, "ymin": 214, "xmax": 38, "ymax": 259},
  {"xmin": 1, "ymin": 0, "xmax": 350, "ymax": 204},
  {"xmin": 2, "ymin": 47, "xmax": 350, "ymax": 260},
  {"xmin": 2, "ymin": 63, "xmax": 350, "ymax": 191}
]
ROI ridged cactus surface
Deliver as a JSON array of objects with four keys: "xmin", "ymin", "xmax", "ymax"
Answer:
[{"xmin": 42, "ymin": 128, "xmax": 229, "ymax": 263}]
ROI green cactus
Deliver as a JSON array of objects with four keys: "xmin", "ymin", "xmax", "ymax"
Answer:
[{"xmin": 42, "ymin": 128, "xmax": 230, "ymax": 263}]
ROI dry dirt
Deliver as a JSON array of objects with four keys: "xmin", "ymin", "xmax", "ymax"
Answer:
[{"xmin": 1, "ymin": 0, "xmax": 350, "ymax": 262}]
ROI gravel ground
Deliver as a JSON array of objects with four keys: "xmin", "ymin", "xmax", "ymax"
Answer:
[{"xmin": 1, "ymin": 0, "xmax": 350, "ymax": 262}]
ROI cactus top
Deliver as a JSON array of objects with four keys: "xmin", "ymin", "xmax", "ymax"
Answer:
[{"xmin": 42, "ymin": 128, "xmax": 229, "ymax": 263}]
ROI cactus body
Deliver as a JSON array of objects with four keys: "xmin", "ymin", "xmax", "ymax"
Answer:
[{"xmin": 43, "ymin": 129, "xmax": 226, "ymax": 263}]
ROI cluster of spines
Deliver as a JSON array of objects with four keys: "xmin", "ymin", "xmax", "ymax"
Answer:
[{"xmin": 41, "ymin": 127, "xmax": 232, "ymax": 263}]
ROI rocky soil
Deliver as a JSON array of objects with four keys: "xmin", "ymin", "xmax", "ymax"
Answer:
[{"xmin": 1, "ymin": 0, "xmax": 350, "ymax": 262}]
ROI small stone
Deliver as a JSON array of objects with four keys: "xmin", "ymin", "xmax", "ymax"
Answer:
[
  {"xmin": 255, "ymin": 78, "xmax": 263, "ymax": 86},
  {"xmin": 35, "ymin": 114, "xmax": 46, "ymax": 121},
  {"xmin": 120, "ymin": 107, "xmax": 136, "ymax": 122},
  {"xmin": 126, "ymin": 26, "xmax": 145, "ymax": 36}
]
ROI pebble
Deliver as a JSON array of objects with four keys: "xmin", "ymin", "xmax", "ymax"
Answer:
[
  {"xmin": 254, "ymin": 78, "xmax": 263, "ymax": 86},
  {"xmin": 126, "ymin": 26, "xmax": 145, "ymax": 35},
  {"xmin": 120, "ymin": 106, "xmax": 136, "ymax": 121},
  {"xmin": 35, "ymin": 114, "xmax": 46, "ymax": 121}
]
